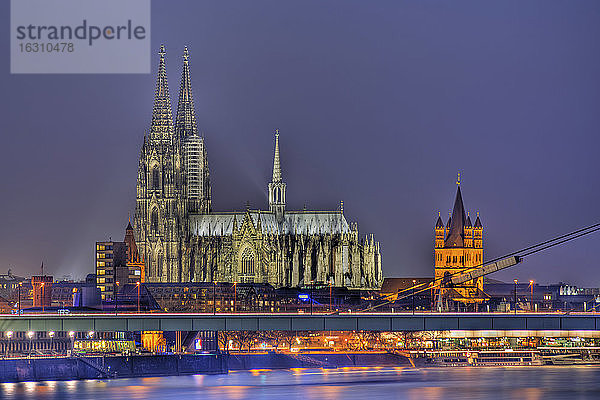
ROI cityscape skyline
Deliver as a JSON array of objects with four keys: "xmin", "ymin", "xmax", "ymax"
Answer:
[{"xmin": 1, "ymin": 1, "xmax": 600, "ymax": 285}]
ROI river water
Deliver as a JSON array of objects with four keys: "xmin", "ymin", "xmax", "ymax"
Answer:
[{"xmin": 1, "ymin": 366, "xmax": 600, "ymax": 399}]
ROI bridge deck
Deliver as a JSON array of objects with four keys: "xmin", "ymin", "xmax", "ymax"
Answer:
[{"xmin": 0, "ymin": 313, "xmax": 598, "ymax": 332}]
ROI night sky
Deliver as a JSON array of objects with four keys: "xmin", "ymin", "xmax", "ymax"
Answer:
[{"xmin": 2, "ymin": 1, "xmax": 600, "ymax": 285}]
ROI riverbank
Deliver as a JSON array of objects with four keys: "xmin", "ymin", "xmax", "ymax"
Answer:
[
  {"xmin": 228, "ymin": 351, "xmax": 412, "ymax": 370},
  {"xmin": 0, "ymin": 351, "xmax": 413, "ymax": 382},
  {"xmin": 0, "ymin": 354, "xmax": 227, "ymax": 382}
]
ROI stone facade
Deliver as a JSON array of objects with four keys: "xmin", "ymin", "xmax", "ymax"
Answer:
[
  {"xmin": 135, "ymin": 46, "xmax": 382, "ymax": 289},
  {"xmin": 434, "ymin": 178, "xmax": 485, "ymax": 306}
]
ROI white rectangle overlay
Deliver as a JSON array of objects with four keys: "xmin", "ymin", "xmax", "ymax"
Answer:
[{"xmin": 11, "ymin": 0, "xmax": 150, "ymax": 74}]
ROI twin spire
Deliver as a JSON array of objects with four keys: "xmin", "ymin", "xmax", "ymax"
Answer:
[
  {"xmin": 150, "ymin": 45, "xmax": 200, "ymax": 141},
  {"xmin": 150, "ymin": 45, "xmax": 173, "ymax": 139},
  {"xmin": 176, "ymin": 46, "xmax": 199, "ymax": 139}
]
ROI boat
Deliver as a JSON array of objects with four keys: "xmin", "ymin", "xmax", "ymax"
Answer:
[{"xmin": 425, "ymin": 349, "xmax": 543, "ymax": 367}]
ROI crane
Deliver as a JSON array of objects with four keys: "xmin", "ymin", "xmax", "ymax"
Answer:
[{"xmin": 362, "ymin": 222, "xmax": 600, "ymax": 312}]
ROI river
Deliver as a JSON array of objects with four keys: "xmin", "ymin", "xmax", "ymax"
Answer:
[{"xmin": 1, "ymin": 366, "xmax": 600, "ymax": 399}]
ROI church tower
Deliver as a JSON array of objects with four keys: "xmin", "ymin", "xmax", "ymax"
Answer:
[
  {"xmin": 177, "ymin": 46, "xmax": 211, "ymax": 215},
  {"xmin": 135, "ymin": 45, "xmax": 185, "ymax": 283},
  {"xmin": 268, "ymin": 131, "xmax": 286, "ymax": 221},
  {"xmin": 434, "ymin": 175, "xmax": 485, "ymax": 309}
]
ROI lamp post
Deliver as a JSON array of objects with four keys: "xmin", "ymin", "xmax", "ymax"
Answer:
[
  {"xmin": 48, "ymin": 331, "xmax": 55, "ymax": 355},
  {"xmin": 27, "ymin": 331, "xmax": 33, "ymax": 357},
  {"xmin": 329, "ymin": 280, "xmax": 333, "ymax": 313},
  {"xmin": 136, "ymin": 282, "xmax": 140, "ymax": 313},
  {"xmin": 513, "ymin": 279, "xmax": 518, "ymax": 315},
  {"xmin": 310, "ymin": 281, "xmax": 314, "ymax": 316},
  {"xmin": 41, "ymin": 282, "xmax": 45, "ymax": 313},
  {"xmin": 17, "ymin": 282, "xmax": 22, "ymax": 315},
  {"xmin": 529, "ymin": 280, "xmax": 534, "ymax": 312},
  {"xmin": 69, "ymin": 331, "xmax": 75, "ymax": 354},
  {"xmin": 6, "ymin": 331, "xmax": 13, "ymax": 357},
  {"xmin": 213, "ymin": 281, "xmax": 217, "ymax": 315},
  {"xmin": 412, "ymin": 280, "xmax": 416, "ymax": 315},
  {"xmin": 233, "ymin": 282, "xmax": 237, "ymax": 313},
  {"xmin": 115, "ymin": 281, "xmax": 120, "ymax": 315}
]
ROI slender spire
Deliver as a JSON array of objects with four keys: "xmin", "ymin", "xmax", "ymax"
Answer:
[
  {"xmin": 435, "ymin": 211, "xmax": 444, "ymax": 228},
  {"xmin": 150, "ymin": 45, "xmax": 174, "ymax": 140},
  {"xmin": 445, "ymin": 185, "xmax": 466, "ymax": 247},
  {"xmin": 272, "ymin": 129, "xmax": 282, "ymax": 182},
  {"xmin": 176, "ymin": 46, "xmax": 198, "ymax": 139},
  {"xmin": 474, "ymin": 211, "xmax": 482, "ymax": 228}
]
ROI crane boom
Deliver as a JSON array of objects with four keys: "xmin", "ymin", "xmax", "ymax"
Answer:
[{"xmin": 446, "ymin": 256, "xmax": 521, "ymax": 286}]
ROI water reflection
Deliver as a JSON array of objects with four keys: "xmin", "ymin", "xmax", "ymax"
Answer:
[{"xmin": 1, "ymin": 366, "xmax": 600, "ymax": 399}]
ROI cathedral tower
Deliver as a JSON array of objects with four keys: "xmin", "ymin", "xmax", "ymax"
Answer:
[
  {"xmin": 268, "ymin": 131, "xmax": 286, "ymax": 221},
  {"xmin": 177, "ymin": 46, "xmax": 211, "ymax": 215},
  {"xmin": 135, "ymin": 45, "xmax": 185, "ymax": 283},
  {"xmin": 434, "ymin": 175, "xmax": 485, "ymax": 308}
]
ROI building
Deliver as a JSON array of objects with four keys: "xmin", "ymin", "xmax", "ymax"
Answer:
[
  {"xmin": 95, "ymin": 241, "xmax": 126, "ymax": 300},
  {"xmin": 96, "ymin": 222, "xmax": 145, "ymax": 301},
  {"xmin": 0, "ymin": 270, "xmax": 27, "ymax": 301},
  {"xmin": 434, "ymin": 176, "xmax": 487, "ymax": 309},
  {"xmin": 31, "ymin": 275, "xmax": 53, "ymax": 308},
  {"xmin": 134, "ymin": 45, "xmax": 382, "ymax": 289}
]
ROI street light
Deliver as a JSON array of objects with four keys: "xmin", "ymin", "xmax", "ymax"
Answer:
[
  {"xmin": 329, "ymin": 280, "xmax": 333, "ymax": 313},
  {"xmin": 115, "ymin": 281, "xmax": 120, "ymax": 315},
  {"xmin": 136, "ymin": 282, "xmax": 141, "ymax": 313},
  {"xmin": 213, "ymin": 281, "xmax": 217, "ymax": 315},
  {"xmin": 27, "ymin": 331, "xmax": 34, "ymax": 357},
  {"xmin": 41, "ymin": 282, "xmax": 45, "ymax": 313},
  {"xmin": 529, "ymin": 280, "xmax": 534, "ymax": 312},
  {"xmin": 233, "ymin": 282, "xmax": 237, "ymax": 313},
  {"xmin": 69, "ymin": 331, "xmax": 75, "ymax": 354},
  {"xmin": 514, "ymin": 279, "xmax": 518, "ymax": 315},
  {"xmin": 412, "ymin": 280, "xmax": 417, "ymax": 315},
  {"xmin": 6, "ymin": 331, "xmax": 13, "ymax": 358},
  {"xmin": 17, "ymin": 282, "xmax": 22, "ymax": 316},
  {"xmin": 310, "ymin": 281, "xmax": 314, "ymax": 315},
  {"xmin": 48, "ymin": 331, "xmax": 55, "ymax": 354}
]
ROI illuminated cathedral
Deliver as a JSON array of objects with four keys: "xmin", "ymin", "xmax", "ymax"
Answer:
[{"xmin": 134, "ymin": 46, "xmax": 382, "ymax": 289}]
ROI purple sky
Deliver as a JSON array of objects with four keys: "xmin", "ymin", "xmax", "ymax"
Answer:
[{"xmin": 2, "ymin": 1, "xmax": 600, "ymax": 285}]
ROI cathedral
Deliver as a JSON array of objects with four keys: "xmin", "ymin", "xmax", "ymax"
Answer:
[
  {"xmin": 434, "ymin": 176, "xmax": 487, "ymax": 307},
  {"xmin": 134, "ymin": 46, "xmax": 383, "ymax": 289}
]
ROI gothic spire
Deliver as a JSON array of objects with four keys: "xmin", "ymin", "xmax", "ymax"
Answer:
[
  {"xmin": 272, "ymin": 129, "xmax": 282, "ymax": 182},
  {"xmin": 435, "ymin": 212, "xmax": 444, "ymax": 228},
  {"xmin": 176, "ymin": 46, "xmax": 198, "ymax": 139},
  {"xmin": 445, "ymin": 184, "xmax": 467, "ymax": 247},
  {"xmin": 150, "ymin": 45, "xmax": 174, "ymax": 140}
]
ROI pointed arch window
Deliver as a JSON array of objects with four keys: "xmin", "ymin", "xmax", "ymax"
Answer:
[
  {"xmin": 152, "ymin": 167, "xmax": 160, "ymax": 189},
  {"xmin": 240, "ymin": 247, "xmax": 255, "ymax": 283},
  {"xmin": 151, "ymin": 209, "xmax": 159, "ymax": 231},
  {"xmin": 156, "ymin": 250, "xmax": 163, "ymax": 277}
]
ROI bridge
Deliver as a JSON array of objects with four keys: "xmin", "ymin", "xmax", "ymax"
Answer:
[{"xmin": 0, "ymin": 313, "xmax": 599, "ymax": 333}]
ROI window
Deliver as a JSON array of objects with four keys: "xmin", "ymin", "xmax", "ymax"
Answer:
[
  {"xmin": 240, "ymin": 248, "xmax": 255, "ymax": 277},
  {"xmin": 152, "ymin": 167, "xmax": 160, "ymax": 189},
  {"xmin": 152, "ymin": 209, "xmax": 159, "ymax": 231}
]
